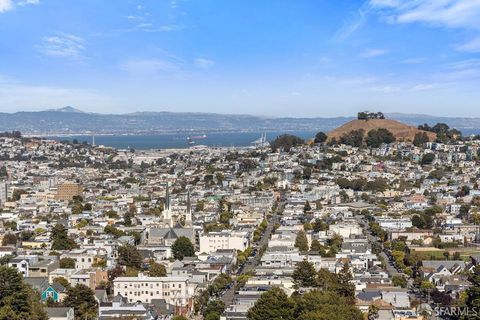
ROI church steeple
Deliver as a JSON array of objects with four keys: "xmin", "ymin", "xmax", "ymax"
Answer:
[
  {"xmin": 165, "ymin": 181, "xmax": 170, "ymax": 211},
  {"xmin": 185, "ymin": 188, "xmax": 192, "ymax": 226},
  {"xmin": 163, "ymin": 182, "xmax": 173, "ymax": 228}
]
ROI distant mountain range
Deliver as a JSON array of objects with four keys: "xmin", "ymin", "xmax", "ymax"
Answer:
[{"xmin": 1, "ymin": 107, "xmax": 480, "ymax": 135}]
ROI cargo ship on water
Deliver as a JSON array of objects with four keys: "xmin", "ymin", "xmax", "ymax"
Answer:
[{"xmin": 187, "ymin": 134, "xmax": 208, "ymax": 145}]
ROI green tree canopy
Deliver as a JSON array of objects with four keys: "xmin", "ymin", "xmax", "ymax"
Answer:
[
  {"xmin": 1, "ymin": 233, "xmax": 17, "ymax": 246},
  {"xmin": 413, "ymin": 132, "xmax": 430, "ymax": 147},
  {"xmin": 203, "ymin": 300, "xmax": 225, "ymax": 320},
  {"xmin": 366, "ymin": 128, "xmax": 396, "ymax": 148},
  {"xmin": 118, "ymin": 244, "xmax": 143, "ymax": 269},
  {"xmin": 421, "ymin": 153, "xmax": 435, "ymax": 165},
  {"xmin": 463, "ymin": 266, "xmax": 480, "ymax": 319},
  {"xmin": 172, "ymin": 236, "xmax": 195, "ymax": 260},
  {"xmin": 50, "ymin": 224, "xmax": 77, "ymax": 250},
  {"xmin": 314, "ymin": 132, "xmax": 328, "ymax": 144},
  {"xmin": 293, "ymin": 290, "xmax": 362, "ymax": 320},
  {"xmin": 0, "ymin": 266, "xmax": 47, "ymax": 320},
  {"xmin": 149, "ymin": 261, "xmax": 167, "ymax": 277},
  {"xmin": 294, "ymin": 231, "xmax": 309, "ymax": 252},
  {"xmin": 247, "ymin": 287, "xmax": 295, "ymax": 320},
  {"xmin": 292, "ymin": 260, "xmax": 317, "ymax": 287},
  {"xmin": 63, "ymin": 284, "xmax": 98, "ymax": 320},
  {"xmin": 59, "ymin": 257, "xmax": 76, "ymax": 269},
  {"xmin": 270, "ymin": 134, "xmax": 305, "ymax": 152},
  {"xmin": 339, "ymin": 129, "xmax": 364, "ymax": 147}
]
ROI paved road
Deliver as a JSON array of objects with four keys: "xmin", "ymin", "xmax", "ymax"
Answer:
[
  {"xmin": 357, "ymin": 215, "xmax": 441, "ymax": 319},
  {"xmin": 357, "ymin": 215, "xmax": 402, "ymax": 278},
  {"xmin": 219, "ymin": 203, "xmax": 281, "ymax": 307}
]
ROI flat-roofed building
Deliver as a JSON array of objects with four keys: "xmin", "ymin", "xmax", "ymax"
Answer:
[
  {"xmin": 55, "ymin": 182, "xmax": 83, "ymax": 201},
  {"xmin": 113, "ymin": 273, "xmax": 196, "ymax": 309}
]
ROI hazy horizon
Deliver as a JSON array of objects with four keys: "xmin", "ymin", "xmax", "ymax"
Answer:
[
  {"xmin": 2, "ymin": 0, "xmax": 480, "ymax": 117},
  {"xmin": 4, "ymin": 106, "xmax": 480, "ymax": 119}
]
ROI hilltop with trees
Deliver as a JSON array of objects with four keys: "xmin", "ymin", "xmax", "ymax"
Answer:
[{"xmin": 327, "ymin": 116, "xmax": 436, "ymax": 145}]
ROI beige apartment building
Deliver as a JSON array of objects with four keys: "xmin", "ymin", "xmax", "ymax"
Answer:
[
  {"xmin": 55, "ymin": 182, "xmax": 83, "ymax": 201},
  {"xmin": 113, "ymin": 273, "xmax": 196, "ymax": 312}
]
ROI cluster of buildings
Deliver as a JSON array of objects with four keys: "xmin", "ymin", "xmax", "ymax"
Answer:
[{"xmin": 1, "ymin": 134, "xmax": 480, "ymax": 319}]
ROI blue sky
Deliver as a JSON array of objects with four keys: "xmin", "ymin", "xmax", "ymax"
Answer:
[{"xmin": 1, "ymin": 0, "xmax": 480, "ymax": 117}]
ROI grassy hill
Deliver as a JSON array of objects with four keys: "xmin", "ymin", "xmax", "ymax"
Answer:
[{"xmin": 327, "ymin": 118, "xmax": 436, "ymax": 142}]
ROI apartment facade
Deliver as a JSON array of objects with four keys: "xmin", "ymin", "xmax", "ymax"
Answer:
[
  {"xmin": 199, "ymin": 230, "xmax": 250, "ymax": 254},
  {"xmin": 55, "ymin": 182, "xmax": 83, "ymax": 201},
  {"xmin": 113, "ymin": 274, "xmax": 196, "ymax": 308}
]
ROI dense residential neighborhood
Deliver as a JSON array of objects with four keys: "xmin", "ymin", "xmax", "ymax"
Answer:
[{"xmin": 1, "ymin": 123, "xmax": 480, "ymax": 320}]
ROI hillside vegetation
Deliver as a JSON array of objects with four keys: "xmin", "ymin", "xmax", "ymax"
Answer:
[{"xmin": 327, "ymin": 119, "xmax": 436, "ymax": 143}]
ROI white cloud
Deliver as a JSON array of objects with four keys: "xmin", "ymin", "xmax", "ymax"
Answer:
[
  {"xmin": 456, "ymin": 37, "xmax": 480, "ymax": 52},
  {"xmin": 371, "ymin": 0, "xmax": 480, "ymax": 55},
  {"xmin": 0, "ymin": 0, "xmax": 13, "ymax": 12},
  {"xmin": 0, "ymin": 0, "xmax": 39, "ymax": 12},
  {"xmin": 360, "ymin": 48, "xmax": 387, "ymax": 58},
  {"xmin": 433, "ymin": 59, "xmax": 480, "ymax": 82},
  {"xmin": 18, "ymin": 0, "xmax": 39, "ymax": 6},
  {"xmin": 370, "ymin": 0, "xmax": 401, "ymax": 7},
  {"xmin": 370, "ymin": 0, "xmax": 480, "ymax": 30},
  {"xmin": 446, "ymin": 58, "xmax": 480, "ymax": 69},
  {"xmin": 134, "ymin": 23, "xmax": 185, "ymax": 32},
  {"xmin": 120, "ymin": 58, "xmax": 180, "ymax": 75},
  {"xmin": 38, "ymin": 34, "xmax": 85, "ymax": 59},
  {"xmin": 194, "ymin": 58, "xmax": 214, "ymax": 69},
  {"xmin": 410, "ymin": 83, "xmax": 435, "ymax": 91},
  {"xmin": 370, "ymin": 85, "xmax": 401, "ymax": 93},
  {"xmin": 334, "ymin": 8, "xmax": 367, "ymax": 41}
]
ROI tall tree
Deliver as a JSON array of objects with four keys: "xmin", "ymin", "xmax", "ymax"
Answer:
[
  {"xmin": 0, "ymin": 266, "xmax": 47, "ymax": 320},
  {"xmin": 292, "ymin": 260, "xmax": 317, "ymax": 287},
  {"xmin": 1, "ymin": 233, "xmax": 17, "ymax": 246},
  {"xmin": 203, "ymin": 300, "xmax": 225, "ymax": 320},
  {"xmin": 310, "ymin": 239, "xmax": 321, "ymax": 252},
  {"xmin": 314, "ymin": 132, "xmax": 327, "ymax": 144},
  {"xmin": 148, "ymin": 261, "xmax": 167, "ymax": 277},
  {"xmin": 293, "ymin": 290, "xmax": 362, "ymax": 320},
  {"xmin": 247, "ymin": 287, "xmax": 295, "ymax": 320},
  {"xmin": 59, "ymin": 257, "xmax": 76, "ymax": 269},
  {"xmin": 270, "ymin": 134, "xmax": 304, "ymax": 152},
  {"xmin": 171, "ymin": 236, "xmax": 195, "ymax": 260},
  {"xmin": 63, "ymin": 284, "xmax": 98, "ymax": 320},
  {"xmin": 294, "ymin": 231, "xmax": 309, "ymax": 252},
  {"xmin": 118, "ymin": 244, "xmax": 143, "ymax": 269},
  {"xmin": 50, "ymin": 224, "xmax": 77, "ymax": 250},
  {"xmin": 463, "ymin": 266, "xmax": 480, "ymax": 319}
]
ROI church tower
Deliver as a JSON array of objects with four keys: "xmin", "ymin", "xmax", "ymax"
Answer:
[
  {"xmin": 163, "ymin": 182, "xmax": 173, "ymax": 228},
  {"xmin": 185, "ymin": 188, "xmax": 192, "ymax": 227}
]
